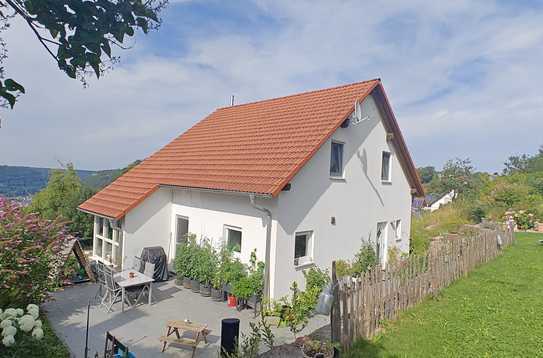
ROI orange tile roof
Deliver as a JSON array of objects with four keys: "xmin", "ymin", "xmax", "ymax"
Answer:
[{"xmin": 79, "ymin": 79, "xmax": 423, "ymax": 219}]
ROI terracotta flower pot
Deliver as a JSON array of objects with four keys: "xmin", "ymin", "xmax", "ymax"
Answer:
[{"xmin": 227, "ymin": 294, "xmax": 237, "ymax": 307}]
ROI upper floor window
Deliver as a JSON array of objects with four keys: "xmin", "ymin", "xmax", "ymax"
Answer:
[
  {"xmin": 330, "ymin": 141, "xmax": 344, "ymax": 177},
  {"xmin": 381, "ymin": 151, "xmax": 391, "ymax": 182}
]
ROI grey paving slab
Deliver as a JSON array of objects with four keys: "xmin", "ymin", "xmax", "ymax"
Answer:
[{"xmin": 43, "ymin": 281, "xmax": 329, "ymax": 358}]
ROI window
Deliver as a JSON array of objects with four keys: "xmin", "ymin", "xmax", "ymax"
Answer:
[
  {"xmin": 390, "ymin": 220, "xmax": 401, "ymax": 241},
  {"xmin": 176, "ymin": 216, "xmax": 189, "ymax": 244},
  {"xmin": 294, "ymin": 231, "xmax": 313, "ymax": 266},
  {"xmin": 225, "ymin": 226, "xmax": 242, "ymax": 253},
  {"xmin": 381, "ymin": 151, "xmax": 391, "ymax": 182},
  {"xmin": 376, "ymin": 222, "xmax": 388, "ymax": 267},
  {"xmin": 330, "ymin": 141, "xmax": 344, "ymax": 177},
  {"xmin": 93, "ymin": 216, "xmax": 123, "ymax": 267}
]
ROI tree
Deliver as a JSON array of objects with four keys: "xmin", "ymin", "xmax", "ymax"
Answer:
[
  {"xmin": 433, "ymin": 158, "xmax": 475, "ymax": 196},
  {"xmin": 417, "ymin": 166, "xmax": 436, "ymax": 184},
  {"xmin": 27, "ymin": 164, "xmax": 94, "ymax": 237},
  {"xmin": 503, "ymin": 154, "xmax": 531, "ymax": 174},
  {"xmin": 0, "ymin": 0, "xmax": 167, "ymax": 109}
]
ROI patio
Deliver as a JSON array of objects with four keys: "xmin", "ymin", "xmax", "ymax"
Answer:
[{"xmin": 43, "ymin": 280, "xmax": 329, "ymax": 357}]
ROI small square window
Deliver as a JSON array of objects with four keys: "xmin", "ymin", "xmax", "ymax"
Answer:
[
  {"xmin": 381, "ymin": 151, "xmax": 391, "ymax": 182},
  {"xmin": 294, "ymin": 231, "xmax": 313, "ymax": 265},
  {"xmin": 330, "ymin": 141, "xmax": 344, "ymax": 177},
  {"xmin": 225, "ymin": 226, "xmax": 242, "ymax": 253}
]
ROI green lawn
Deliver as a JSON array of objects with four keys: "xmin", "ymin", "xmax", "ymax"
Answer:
[
  {"xmin": 0, "ymin": 315, "xmax": 69, "ymax": 358},
  {"xmin": 345, "ymin": 232, "xmax": 543, "ymax": 358}
]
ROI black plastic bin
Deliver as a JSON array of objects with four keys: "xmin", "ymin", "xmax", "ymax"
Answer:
[{"xmin": 220, "ymin": 318, "xmax": 240, "ymax": 357}]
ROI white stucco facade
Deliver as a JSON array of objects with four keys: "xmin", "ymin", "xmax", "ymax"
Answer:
[{"xmin": 90, "ymin": 94, "xmax": 415, "ymax": 300}]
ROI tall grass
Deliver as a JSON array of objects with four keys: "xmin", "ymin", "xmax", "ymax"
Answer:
[{"xmin": 411, "ymin": 202, "xmax": 471, "ymax": 255}]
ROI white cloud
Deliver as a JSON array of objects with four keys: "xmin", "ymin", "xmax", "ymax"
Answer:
[{"xmin": 1, "ymin": 1, "xmax": 542, "ymax": 172}]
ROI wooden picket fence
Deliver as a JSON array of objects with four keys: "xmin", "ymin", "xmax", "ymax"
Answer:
[{"xmin": 330, "ymin": 224, "xmax": 514, "ymax": 349}]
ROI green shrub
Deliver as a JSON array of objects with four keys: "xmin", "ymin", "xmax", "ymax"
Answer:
[
  {"xmin": 174, "ymin": 233, "xmax": 197, "ymax": 279},
  {"xmin": 511, "ymin": 210, "xmax": 536, "ymax": 230},
  {"xmin": 231, "ymin": 250, "xmax": 264, "ymax": 299},
  {"xmin": 468, "ymin": 205, "xmax": 486, "ymax": 223},
  {"xmin": 334, "ymin": 259, "xmax": 353, "ymax": 278},
  {"xmin": 303, "ymin": 266, "xmax": 329, "ymax": 293},
  {"xmin": 0, "ymin": 197, "xmax": 71, "ymax": 307},
  {"xmin": 195, "ymin": 240, "xmax": 218, "ymax": 284},
  {"xmin": 352, "ymin": 243, "xmax": 377, "ymax": 276}
]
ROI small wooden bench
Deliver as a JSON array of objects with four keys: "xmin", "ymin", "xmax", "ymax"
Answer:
[{"xmin": 160, "ymin": 320, "xmax": 210, "ymax": 358}]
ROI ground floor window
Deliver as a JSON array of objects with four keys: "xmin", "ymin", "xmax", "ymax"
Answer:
[
  {"xmin": 176, "ymin": 216, "xmax": 189, "ymax": 244},
  {"xmin": 376, "ymin": 221, "xmax": 388, "ymax": 267},
  {"xmin": 390, "ymin": 219, "xmax": 401, "ymax": 241},
  {"xmin": 93, "ymin": 216, "xmax": 123, "ymax": 267},
  {"xmin": 225, "ymin": 225, "xmax": 242, "ymax": 252},
  {"xmin": 294, "ymin": 230, "xmax": 313, "ymax": 266}
]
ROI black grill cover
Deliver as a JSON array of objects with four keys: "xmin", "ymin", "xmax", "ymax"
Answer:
[{"xmin": 140, "ymin": 246, "xmax": 169, "ymax": 282}]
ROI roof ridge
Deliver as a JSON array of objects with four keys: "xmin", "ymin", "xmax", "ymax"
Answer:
[{"xmin": 217, "ymin": 78, "xmax": 381, "ymax": 110}]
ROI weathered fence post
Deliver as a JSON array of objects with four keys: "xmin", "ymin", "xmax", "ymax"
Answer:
[{"xmin": 331, "ymin": 261, "xmax": 341, "ymax": 345}]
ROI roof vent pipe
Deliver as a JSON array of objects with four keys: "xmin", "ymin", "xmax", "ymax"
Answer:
[
  {"xmin": 231, "ymin": 95, "xmax": 235, "ymax": 106},
  {"xmin": 249, "ymin": 194, "xmax": 272, "ymax": 300}
]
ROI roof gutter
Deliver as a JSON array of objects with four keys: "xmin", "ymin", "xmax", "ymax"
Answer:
[{"xmin": 249, "ymin": 194, "xmax": 272, "ymax": 300}]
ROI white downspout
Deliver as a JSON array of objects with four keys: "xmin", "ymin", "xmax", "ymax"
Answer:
[{"xmin": 249, "ymin": 194, "xmax": 272, "ymax": 300}]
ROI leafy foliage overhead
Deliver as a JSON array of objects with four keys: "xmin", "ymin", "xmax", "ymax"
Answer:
[{"xmin": 0, "ymin": 0, "xmax": 166, "ymax": 109}]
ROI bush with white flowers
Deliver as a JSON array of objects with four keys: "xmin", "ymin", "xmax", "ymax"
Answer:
[{"xmin": 0, "ymin": 305, "xmax": 44, "ymax": 348}]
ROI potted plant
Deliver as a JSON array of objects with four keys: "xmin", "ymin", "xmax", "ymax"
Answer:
[
  {"xmin": 245, "ymin": 250, "xmax": 265, "ymax": 311},
  {"xmin": 211, "ymin": 247, "xmax": 230, "ymax": 301},
  {"xmin": 190, "ymin": 243, "xmax": 202, "ymax": 293},
  {"xmin": 198, "ymin": 240, "xmax": 217, "ymax": 297},
  {"xmin": 175, "ymin": 234, "xmax": 197, "ymax": 289},
  {"xmin": 301, "ymin": 338, "xmax": 334, "ymax": 358},
  {"xmin": 223, "ymin": 257, "xmax": 246, "ymax": 306}
]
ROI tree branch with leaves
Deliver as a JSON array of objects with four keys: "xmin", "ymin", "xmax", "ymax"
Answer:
[{"xmin": 0, "ymin": 0, "xmax": 167, "ymax": 110}]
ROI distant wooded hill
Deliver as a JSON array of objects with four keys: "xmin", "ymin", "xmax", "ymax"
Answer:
[{"xmin": 0, "ymin": 165, "xmax": 127, "ymax": 197}]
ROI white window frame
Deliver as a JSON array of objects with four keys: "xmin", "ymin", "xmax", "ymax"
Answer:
[
  {"xmin": 330, "ymin": 140, "xmax": 345, "ymax": 178},
  {"xmin": 294, "ymin": 230, "xmax": 314, "ymax": 267},
  {"xmin": 224, "ymin": 225, "xmax": 243, "ymax": 253},
  {"xmin": 376, "ymin": 221, "xmax": 388, "ymax": 268},
  {"xmin": 381, "ymin": 151, "xmax": 392, "ymax": 183},
  {"xmin": 175, "ymin": 215, "xmax": 190, "ymax": 245},
  {"xmin": 391, "ymin": 219, "xmax": 402, "ymax": 242},
  {"xmin": 92, "ymin": 216, "xmax": 123, "ymax": 267}
]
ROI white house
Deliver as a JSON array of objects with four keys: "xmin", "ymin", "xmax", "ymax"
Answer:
[
  {"xmin": 425, "ymin": 190, "xmax": 456, "ymax": 212},
  {"xmin": 79, "ymin": 79, "xmax": 424, "ymax": 299}
]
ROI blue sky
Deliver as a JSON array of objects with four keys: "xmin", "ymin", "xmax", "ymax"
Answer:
[{"xmin": 1, "ymin": 0, "xmax": 543, "ymax": 172}]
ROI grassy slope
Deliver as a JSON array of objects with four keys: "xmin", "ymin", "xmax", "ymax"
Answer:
[
  {"xmin": 0, "ymin": 315, "xmax": 70, "ymax": 358},
  {"xmin": 346, "ymin": 232, "xmax": 543, "ymax": 358}
]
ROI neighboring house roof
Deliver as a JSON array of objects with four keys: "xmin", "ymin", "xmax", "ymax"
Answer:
[{"xmin": 79, "ymin": 79, "xmax": 424, "ymax": 219}]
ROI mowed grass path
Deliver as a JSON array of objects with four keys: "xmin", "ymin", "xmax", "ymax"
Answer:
[{"xmin": 346, "ymin": 232, "xmax": 543, "ymax": 357}]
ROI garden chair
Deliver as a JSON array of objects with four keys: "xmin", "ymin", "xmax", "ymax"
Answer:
[
  {"xmin": 143, "ymin": 262, "xmax": 155, "ymax": 279},
  {"xmin": 101, "ymin": 267, "xmax": 123, "ymax": 312},
  {"xmin": 125, "ymin": 262, "xmax": 155, "ymax": 306},
  {"xmin": 94, "ymin": 261, "xmax": 107, "ymax": 303}
]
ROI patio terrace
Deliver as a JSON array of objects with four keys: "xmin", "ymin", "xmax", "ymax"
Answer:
[{"xmin": 43, "ymin": 280, "xmax": 329, "ymax": 357}]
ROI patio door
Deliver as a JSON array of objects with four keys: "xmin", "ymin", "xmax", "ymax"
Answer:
[{"xmin": 175, "ymin": 216, "xmax": 189, "ymax": 245}]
